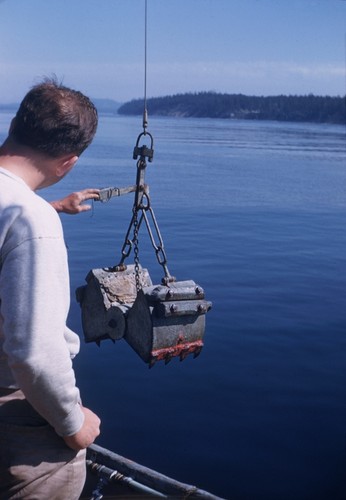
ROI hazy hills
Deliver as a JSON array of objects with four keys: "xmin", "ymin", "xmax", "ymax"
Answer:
[{"xmin": 0, "ymin": 98, "xmax": 122, "ymax": 115}]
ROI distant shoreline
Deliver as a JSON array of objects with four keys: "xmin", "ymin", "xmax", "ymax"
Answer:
[
  {"xmin": 1, "ymin": 92, "xmax": 345, "ymax": 125},
  {"xmin": 118, "ymin": 92, "xmax": 346, "ymax": 125}
]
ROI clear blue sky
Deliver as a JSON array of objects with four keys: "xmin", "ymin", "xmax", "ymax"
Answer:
[{"xmin": 0, "ymin": 0, "xmax": 345, "ymax": 103}]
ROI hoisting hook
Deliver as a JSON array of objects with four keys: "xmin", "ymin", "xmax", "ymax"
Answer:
[{"xmin": 133, "ymin": 131, "xmax": 154, "ymax": 162}]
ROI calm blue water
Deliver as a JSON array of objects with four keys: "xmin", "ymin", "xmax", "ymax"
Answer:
[{"xmin": 1, "ymin": 113, "xmax": 346, "ymax": 499}]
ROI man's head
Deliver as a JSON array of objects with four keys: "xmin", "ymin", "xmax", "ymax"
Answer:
[{"xmin": 10, "ymin": 77, "xmax": 98, "ymax": 159}]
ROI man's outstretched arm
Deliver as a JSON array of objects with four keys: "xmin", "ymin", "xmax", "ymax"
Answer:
[{"xmin": 50, "ymin": 188, "xmax": 100, "ymax": 214}]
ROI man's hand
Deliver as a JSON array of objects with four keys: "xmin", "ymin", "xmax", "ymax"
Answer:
[
  {"xmin": 50, "ymin": 188, "xmax": 100, "ymax": 214},
  {"xmin": 63, "ymin": 406, "xmax": 101, "ymax": 451}
]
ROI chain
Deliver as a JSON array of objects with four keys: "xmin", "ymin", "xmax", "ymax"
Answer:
[
  {"xmin": 133, "ymin": 206, "xmax": 141, "ymax": 292},
  {"xmin": 141, "ymin": 203, "xmax": 174, "ymax": 284}
]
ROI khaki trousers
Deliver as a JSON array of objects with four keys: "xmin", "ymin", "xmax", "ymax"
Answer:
[{"xmin": 0, "ymin": 389, "xmax": 86, "ymax": 500}]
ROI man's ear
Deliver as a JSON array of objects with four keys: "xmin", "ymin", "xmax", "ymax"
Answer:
[{"xmin": 56, "ymin": 155, "xmax": 79, "ymax": 177}]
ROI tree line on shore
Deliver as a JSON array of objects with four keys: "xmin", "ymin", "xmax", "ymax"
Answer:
[{"xmin": 118, "ymin": 91, "xmax": 346, "ymax": 124}]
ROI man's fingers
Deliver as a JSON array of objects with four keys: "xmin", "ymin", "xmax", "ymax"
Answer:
[{"xmin": 78, "ymin": 204, "xmax": 92, "ymax": 212}]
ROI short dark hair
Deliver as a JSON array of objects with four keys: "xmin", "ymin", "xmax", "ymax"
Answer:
[{"xmin": 10, "ymin": 77, "xmax": 98, "ymax": 158}]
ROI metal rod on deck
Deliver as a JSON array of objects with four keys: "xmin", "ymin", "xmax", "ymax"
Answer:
[
  {"xmin": 87, "ymin": 444, "xmax": 225, "ymax": 499},
  {"xmin": 86, "ymin": 460, "xmax": 167, "ymax": 498}
]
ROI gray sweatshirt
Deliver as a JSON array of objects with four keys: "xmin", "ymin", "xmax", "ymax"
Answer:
[{"xmin": 0, "ymin": 167, "xmax": 84, "ymax": 437}]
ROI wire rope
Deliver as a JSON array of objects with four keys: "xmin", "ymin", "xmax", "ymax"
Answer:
[{"xmin": 143, "ymin": 0, "xmax": 148, "ymax": 133}]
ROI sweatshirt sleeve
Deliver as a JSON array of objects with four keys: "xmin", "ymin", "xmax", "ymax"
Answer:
[{"xmin": 0, "ymin": 208, "xmax": 84, "ymax": 437}]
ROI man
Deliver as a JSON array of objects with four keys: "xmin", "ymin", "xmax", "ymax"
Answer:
[{"xmin": 0, "ymin": 78, "xmax": 101, "ymax": 499}]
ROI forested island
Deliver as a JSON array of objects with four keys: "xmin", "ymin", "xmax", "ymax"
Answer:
[{"xmin": 118, "ymin": 92, "xmax": 346, "ymax": 125}]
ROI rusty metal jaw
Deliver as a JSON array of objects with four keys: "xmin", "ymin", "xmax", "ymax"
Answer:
[
  {"xmin": 126, "ymin": 285, "xmax": 211, "ymax": 367},
  {"xmin": 76, "ymin": 266, "xmax": 212, "ymax": 366}
]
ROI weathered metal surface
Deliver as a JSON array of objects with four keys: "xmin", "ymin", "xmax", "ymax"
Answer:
[
  {"xmin": 154, "ymin": 299, "xmax": 210, "ymax": 317},
  {"xmin": 146, "ymin": 281, "xmax": 205, "ymax": 302},
  {"xmin": 125, "ymin": 283, "xmax": 212, "ymax": 365},
  {"xmin": 76, "ymin": 266, "xmax": 152, "ymax": 343},
  {"xmin": 98, "ymin": 185, "xmax": 138, "ymax": 202}
]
